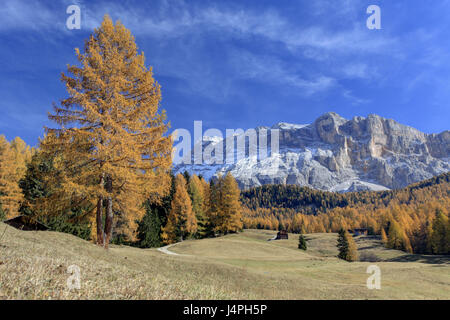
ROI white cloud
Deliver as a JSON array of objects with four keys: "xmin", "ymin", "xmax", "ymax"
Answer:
[
  {"xmin": 0, "ymin": 0, "xmax": 430, "ymax": 103},
  {"xmin": 0, "ymin": 1, "xmax": 395, "ymax": 56},
  {"xmin": 0, "ymin": 0, "xmax": 63, "ymax": 31},
  {"xmin": 342, "ymin": 89, "xmax": 370, "ymax": 105},
  {"xmin": 341, "ymin": 63, "xmax": 373, "ymax": 79},
  {"xmin": 229, "ymin": 50, "xmax": 335, "ymax": 95}
]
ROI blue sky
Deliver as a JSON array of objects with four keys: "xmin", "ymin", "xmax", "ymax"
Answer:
[{"xmin": 1, "ymin": 0, "xmax": 449, "ymax": 146}]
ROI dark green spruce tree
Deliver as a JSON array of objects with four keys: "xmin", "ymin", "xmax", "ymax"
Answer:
[
  {"xmin": 298, "ymin": 234, "xmax": 307, "ymax": 250},
  {"xmin": 337, "ymin": 228, "xmax": 358, "ymax": 261},
  {"xmin": 183, "ymin": 171, "xmax": 191, "ymax": 184},
  {"xmin": 137, "ymin": 172, "xmax": 176, "ymax": 247},
  {"xmin": 337, "ymin": 228, "xmax": 349, "ymax": 260},
  {"xmin": 136, "ymin": 201, "xmax": 164, "ymax": 248},
  {"xmin": 19, "ymin": 151, "xmax": 92, "ymax": 239},
  {"xmin": 0, "ymin": 202, "xmax": 5, "ymax": 221}
]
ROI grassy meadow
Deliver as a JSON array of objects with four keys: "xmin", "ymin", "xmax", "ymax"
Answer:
[{"xmin": 0, "ymin": 224, "xmax": 449, "ymax": 300}]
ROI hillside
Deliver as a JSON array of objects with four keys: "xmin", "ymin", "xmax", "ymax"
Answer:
[
  {"xmin": 1, "ymin": 224, "xmax": 449, "ymax": 299},
  {"xmin": 241, "ymin": 172, "xmax": 449, "ymax": 254},
  {"xmin": 241, "ymin": 171, "xmax": 450, "ymax": 214}
]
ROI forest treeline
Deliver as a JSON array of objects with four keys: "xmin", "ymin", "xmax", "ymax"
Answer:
[
  {"xmin": 241, "ymin": 173, "xmax": 450, "ymax": 213},
  {"xmin": 241, "ymin": 173, "xmax": 449, "ymax": 254},
  {"xmin": 1, "ymin": 135, "xmax": 243, "ymax": 247}
]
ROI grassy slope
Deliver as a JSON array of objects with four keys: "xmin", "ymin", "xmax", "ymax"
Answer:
[{"xmin": 0, "ymin": 224, "xmax": 449, "ymax": 300}]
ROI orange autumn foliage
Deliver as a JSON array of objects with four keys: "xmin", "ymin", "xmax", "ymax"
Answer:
[{"xmin": 42, "ymin": 16, "xmax": 172, "ymax": 246}]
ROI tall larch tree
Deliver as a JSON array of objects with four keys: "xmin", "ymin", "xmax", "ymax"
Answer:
[
  {"xmin": 199, "ymin": 176, "xmax": 215, "ymax": 237},
  {"xmin": 188, "ymin": 174, "xmax": 208, "ymax": 238},
  {"xmin": 42, "ymin": 16, "xmax": 172, "ymax": 248},
  {"xmin": 161, "ymin": 174, "xmax": 196, "ymax": 243},
  {"xmin": 209, "ymin": 179, "xmax": 220, "ymax": 233},
  {"xmin": 381, "ymin": 227, "xmax": 388, "ymax": 245},
  {"xmin": 214, "ymin": 173, "xmax": 243, "ymax": 234},
  {"xmin": 346, "ymin": 231, "xmax": 359, "ymax": 261},
  {"xmin": 430, "ymin": 209, "xmax": 449, "ymax": 254}
]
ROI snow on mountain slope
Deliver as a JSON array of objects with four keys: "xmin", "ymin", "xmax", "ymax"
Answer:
[{"xmin": 174, "ymin": 112, "xmax": 450, "ymax": 191}]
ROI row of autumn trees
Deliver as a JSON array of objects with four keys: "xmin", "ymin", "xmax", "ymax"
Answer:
[
  {"xmin": 0, "ymin": 15, "xmax": 242, "ymax": 248},
  {"xmin": 144, "ymin": 172, "xmax": 242, "ymax": 246},
  {"xmin": 0, "ymin": 134, "xmax": 243, "ymax": 246},
  {"xmin": 242, "ymin": 173, "xmax": 450, "ymax": 255}
]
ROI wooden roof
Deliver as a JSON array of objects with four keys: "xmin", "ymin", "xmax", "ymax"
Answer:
[{"xmin": 3, "ymin": 215, "xmax": 49, "ymax": 231}]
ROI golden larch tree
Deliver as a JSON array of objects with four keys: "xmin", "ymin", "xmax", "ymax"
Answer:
[
  {"xmin": 0, "ymin": 135, "xmax": 28, "ymax": 218},
  {"xmin": 161, "ymin": 174, "xmax": 196, "ymax": 243},
  {"xmin": 213, "ymin": 173, "xmax": 242, "ymax": 234},
  {"xmin": 381, "ymin": 227, "xmax": 388, "ymax": 244},
  {"xmin": 346, "ymin": 232, "xmax": 359, "ymax": 262},
  {"xmin": 10, "ymin": 137, "xmax": 33, "ymax": 177},
  {"xmin": 42, "ymin": 16, "xmax": 172, "ymax": 248},
  {"xmin": 188, "ymin": 174, "xmax": 208, "ymax": 237}
]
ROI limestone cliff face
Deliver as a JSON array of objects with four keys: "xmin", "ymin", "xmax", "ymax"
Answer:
[{"xmin": 174, "ymin": 112, "xmax": 450, "ymax": 192}]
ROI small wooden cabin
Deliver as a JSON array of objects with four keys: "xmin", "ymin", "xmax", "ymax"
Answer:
[
  {"xmin": 3, "ymin": 215, "xmax": 49, "ymax": 231},
  {"xmin": 353, "ymin": 228, "xmax": 368, "ymax": 236},
  {"xmin": 275, "ymin": 230, "xmax": 288, "ymax": 240}
]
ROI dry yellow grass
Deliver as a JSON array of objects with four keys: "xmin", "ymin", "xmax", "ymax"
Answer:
[{"xmin": 0, "ymin": 224, "xmax": 449, "ymax": 300}]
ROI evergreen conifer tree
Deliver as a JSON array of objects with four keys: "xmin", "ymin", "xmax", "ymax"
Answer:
[
  {"xmin": 337, "ymin": 228, "xmax": 358, "ymax": 262},
  {"xmin": 298, "ymin": 234, "xmax": 307, "ymax": 250},
  {"xmin": 137, "ymin": 201, "xmax": 163, "ymax": 248},
  {"xmin": 0, "ymin": 203, "xmax": 5, "ymax": 221}
]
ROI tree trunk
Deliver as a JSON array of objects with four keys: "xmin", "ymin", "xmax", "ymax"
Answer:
[
  {"xmin": 96, "ymin": 173, "xmax": 105, "ymax": 246},
  {"xmin": 104, "ymin": 196, "xmax": 113, "ymax": 249},
  {"xmin": 96, "ymin": 196, "xmax": 104, "ymax": 246},
  {"xmin": 104, "ymin": 174, "xmax": 113, "ymax": 249}
]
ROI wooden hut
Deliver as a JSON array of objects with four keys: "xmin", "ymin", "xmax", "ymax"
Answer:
[
  {"xmin": 3, "ymin": 215, "xmax": 49, "ymax": 231},
  {"xmin": 275, "ymin": 230, "xmax": 288, "ymax": 240},
  {"xmin": 353, "ymin": 228, "xmax": 368, "ymax": 236}
]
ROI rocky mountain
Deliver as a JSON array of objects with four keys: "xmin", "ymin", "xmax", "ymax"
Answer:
[{"xmin": 173, "ymin": 112, "xmax": 450, "ymax": 192}]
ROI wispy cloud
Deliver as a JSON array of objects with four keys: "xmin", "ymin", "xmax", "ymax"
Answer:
[
  {"xmin": 0, "ymin": 0, "xmax": 63, "ymax": 32},
  {"xmin": 229, "ymin": 50, "xmax": 335, "ymax": 95},
  {"xmin": 0, "ymin": 1, "xmax": 395, "ymax": 55},
  {"xmin": 342, "ymin": 89, "xmax": 370, "ymax": 106},
  {"xmin": 340, "ymin": 63, "xmax": 376, "ymax": 80},
  {"xmin": 2, "ymin": 0, "xmax": 448, "ymax": 114}
]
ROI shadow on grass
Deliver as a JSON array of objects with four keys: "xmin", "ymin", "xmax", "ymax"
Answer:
[
  {"xmin": 358, "ymin": 244, "xmax": 382, "ymax": 250},
  {"xmin": 386, "ymin": 254, "xmax": 450, "ymax": 264}
]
